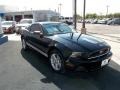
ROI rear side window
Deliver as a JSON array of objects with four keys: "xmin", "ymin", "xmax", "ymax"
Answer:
[
  {"xmin": 30, "ymin": 24, "xmax": 36, "ymax": 32},
  {"xmin": 30, "ymin": 24, "xmax": 42, "ymax": 32}
]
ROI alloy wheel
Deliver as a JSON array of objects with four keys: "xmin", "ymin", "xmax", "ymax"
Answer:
[{"xmin": 50, "ymin": 53, "xmax": 62, "ymax": 71}]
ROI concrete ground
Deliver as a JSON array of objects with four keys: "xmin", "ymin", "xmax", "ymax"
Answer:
[
  {"xmin": 77, "ymin": 23, "xmax": 120, "ymax": 35},
  {"xmin": 0, "ymin": 23, "xmax": 120, "ymax": 90}
]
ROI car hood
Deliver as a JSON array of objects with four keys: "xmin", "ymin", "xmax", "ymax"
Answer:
[
  {"xmin": 48, "ymin": 33, "xmax": 110, "ymax": 52},
  {"xmin": 2, "ymin": 25, "xmax": 12, "ymax": 28}
]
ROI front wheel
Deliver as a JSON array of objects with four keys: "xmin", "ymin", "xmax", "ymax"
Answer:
[{"xmin": 49, "ymin": 50, "xmax": 66, "ymax": 73}]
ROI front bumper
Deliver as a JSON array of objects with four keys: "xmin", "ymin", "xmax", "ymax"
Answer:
[
  {"xmin": 3, "ymin": 29, "xmax": 11, "ymax": 33},
  {"xmin": 3, "ymin": 27, "xmax": 15, "ymax": 34},
  {"xmin": 66, "ymin": 52, "xmax": 112, "ymax": 71}
]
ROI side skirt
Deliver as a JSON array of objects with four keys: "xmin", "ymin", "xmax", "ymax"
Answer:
[{"xmin": 26, "ymin": 42, "xmax": 48, "ymax": 57}]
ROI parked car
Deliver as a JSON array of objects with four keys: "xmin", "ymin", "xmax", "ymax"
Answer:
[
  {"xmin": 21, "ymin": 22, "xmax": 112, "ymax": 73},
  {"xmin": 59, "ymin": 17, "xmax": 73, "ymax": 25},
  {"xmin": 77, "ymin": 19, "xmax": 82, "ymax": 23},
  {"xmin": 16, "ymin": 19, "xmax": 34, "ymax": 34},
  {"xmin": 107, "ymin": 18, "xmax": 120, "ymax": 25},
  {"xmin": 91, "ymin": 19, "xmax": 98, "ymax": 24},
  {"xmin": 85, "ymin": 19, "xmax": 93, "ymax": 23},
  {"xmin": 1, "ymin": 21, "xmax": 16, "ymax": 34},
  {"xmin": 97, "ymin": 19, "xmax": 107, "ymax": 24}
]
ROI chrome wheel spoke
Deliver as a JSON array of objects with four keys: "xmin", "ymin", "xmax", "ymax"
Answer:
[{"xmin": 50, "ymin": 53, "xmax": 62, "ymax": 71}]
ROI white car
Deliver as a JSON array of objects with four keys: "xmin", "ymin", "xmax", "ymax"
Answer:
[
  {"xmin": 1, "ymin": 21, "xmax": 16, "ymax": 33},
  {"xmin": 59, "ymin": 17, "xmax": 73, "ymax": 25},
  {"xmin": 16, "ymin": 19, "xmax": 34, "ymax": 34}
]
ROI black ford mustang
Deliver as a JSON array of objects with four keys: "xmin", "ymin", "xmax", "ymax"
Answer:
[{"xmin": 21, "ymin": 22, "xmax": 112, "ymax": 73}]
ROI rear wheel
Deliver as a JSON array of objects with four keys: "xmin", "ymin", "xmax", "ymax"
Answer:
[{"xmin": 49, "ymin": 50, "xmax": 66, "ymax": 73}]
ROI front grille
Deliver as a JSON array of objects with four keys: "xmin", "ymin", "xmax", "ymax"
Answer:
[{"xmin": 88, "ymin": 48, "xmax": 109, "ymax": 59}]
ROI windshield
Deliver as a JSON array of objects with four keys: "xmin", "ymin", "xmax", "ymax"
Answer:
[
  {"xmin": 20, "ymin": 20, "xmax": 32, "ymax": 24},
  {"xmin": 43, "ymin": 23, "xmax": 76, "ymax": 35},
  {"xmin": 2, "ymin": 21, "xmax": 13, "ymax": 25}
]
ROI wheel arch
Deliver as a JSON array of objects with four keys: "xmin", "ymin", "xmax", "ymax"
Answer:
[
  {"xmin": 48, "ymin": 44, "xmax": 72, "ymax": 60},
  {"xmin": 48, "ymin": 46, "xmax": 62, "ymax": 57}
]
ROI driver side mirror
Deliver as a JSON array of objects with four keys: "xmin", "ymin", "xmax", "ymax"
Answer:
[{"xmin": 33, "ymin": 31, "xmax": 43, "ymax": 38}]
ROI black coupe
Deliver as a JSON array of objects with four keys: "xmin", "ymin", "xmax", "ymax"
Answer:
[{"xmin": 21, "ymin": 22, "xmax": 112, "ymax": 73}]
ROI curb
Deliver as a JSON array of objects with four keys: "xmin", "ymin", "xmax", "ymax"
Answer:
[{"xmin": 0, "ymin": 35, "xmax": 8, "ymax": 45}]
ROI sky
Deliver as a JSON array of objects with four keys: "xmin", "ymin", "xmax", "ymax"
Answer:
[{"xmin": 0, "ymin": 0, "xmax": 120, "ymax": 17}]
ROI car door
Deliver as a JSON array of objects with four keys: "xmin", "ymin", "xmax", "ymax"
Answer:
[
  {"xmin": 27, "ymin": 24, "xmax": 37, "ymax": 46},
  {"xmin": 29, "ymin": 23, "xmax": 52, "ymax": 54},
  {"xmin": 114, "ymin": 19, "xmax": 119, "ymax": 24},
  {"xmin": 118, "ymin": 19, "xmax": 120, "ymax": 25}
]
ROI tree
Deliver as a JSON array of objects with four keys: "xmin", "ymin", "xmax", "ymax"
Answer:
[
  {"xmin": 76, "ymin": 14, "xmax": 82, "ymax": 19},
  {"xmin": 86, "ymin": 13, "xmax": 97, "ymax": 19},
  {"xmin": 107, "ymin": 14, "xmax": 113, "ymax": 18},
  {"xmin": 113, "ymin": 13, "xmax": 120, "ymax": 18}
]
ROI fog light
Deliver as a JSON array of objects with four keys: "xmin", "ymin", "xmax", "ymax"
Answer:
[{"xmin": 66, "ymin": 61, "xmax": 75, "ymax": 67}]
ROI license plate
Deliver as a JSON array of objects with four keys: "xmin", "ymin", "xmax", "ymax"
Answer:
[{"xmin": 101, "ymin": 59, "xmax": 109, "ymax": 66}]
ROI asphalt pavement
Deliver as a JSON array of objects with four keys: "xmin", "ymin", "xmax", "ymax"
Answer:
[
  {"xmin": 77, "ymin": 23, "xmax": 120, "ymax": 34},
  {"xmin": 0, "ymin": 34, "xmax": 120, "ymax": 90}
]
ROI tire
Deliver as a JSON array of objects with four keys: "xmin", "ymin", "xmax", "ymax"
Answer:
[
  {"xmin": 21, "ymin": 38, "xmax": 28, "ymax": 50},
  {"xmin": 49, "ymin": 50, "xmax": 66, "ymax": 73}
]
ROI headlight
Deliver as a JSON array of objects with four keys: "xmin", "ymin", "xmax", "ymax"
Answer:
[
  {"xmin": 71, "ymin": 52, "xmax": 88, "ymax": 58},
  {"xmin": 71, "ymin": 52, "xmax": 83, "ymax": 57}
]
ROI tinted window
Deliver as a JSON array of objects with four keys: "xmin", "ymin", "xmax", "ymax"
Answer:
[
  {"xmin": 114, "ymin": 19, "xmax": 120, "ymax": 24},
  {"xmin": 65, "ymin": 17, "xmax": 69, "ymax": 19},
  {"xmin": 42, "ymin": 23, "xmax": 75, "ymax": 35},
  {"xmin": 30, "ymin": 24, "xmax": 42, "ymax": 32}
]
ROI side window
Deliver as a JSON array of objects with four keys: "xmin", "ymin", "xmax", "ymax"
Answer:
[
  {"xmin": 30, "ymin": 24, "xmax": 36, "ymax": 32},
  {"xmin": 30, "ymin": 24, "xmax": 42, "ymax": 32},
  {"xmin": 118, "ymin": 19, "xmax": 120, "ymax": 23},
  {"xmin": 115, "ymin": 19, "xmax": 120, "ymax": 24}
]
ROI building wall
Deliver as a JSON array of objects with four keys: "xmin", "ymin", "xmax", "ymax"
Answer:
[{"xmin": 5, "ymin": 10, "xmax": 59, "ymax": 22}]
